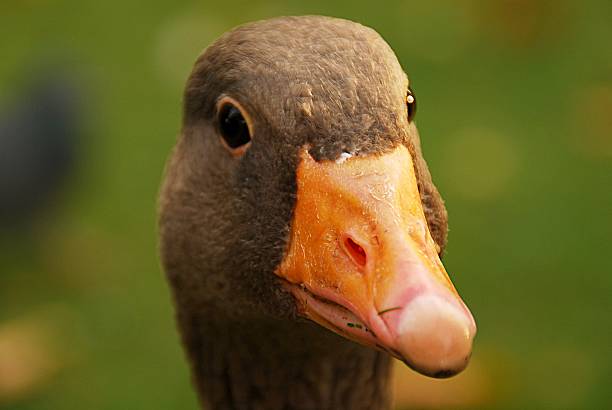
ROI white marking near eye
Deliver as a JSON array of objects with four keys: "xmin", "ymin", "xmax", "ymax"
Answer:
[{"xmin": 336, "ymin": 152, "xmax": 353, "ymax": 164}]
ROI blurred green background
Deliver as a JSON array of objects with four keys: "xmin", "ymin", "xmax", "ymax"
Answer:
[{"xmin": 1, "ymin": 0, "xmax": 610, "ymax": 409}]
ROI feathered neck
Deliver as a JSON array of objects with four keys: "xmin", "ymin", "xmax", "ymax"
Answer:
[{"xmin": 176, "ymin": 312, "xmax": 394, "ymax": 410}]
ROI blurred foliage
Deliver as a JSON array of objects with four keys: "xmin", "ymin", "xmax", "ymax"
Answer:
[{"xmin": 0, "ymin": 0, "xmax": 610, "ymax": 409}]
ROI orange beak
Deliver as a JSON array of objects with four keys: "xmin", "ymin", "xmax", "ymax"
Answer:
[{"xmin": 276, "ymin": 145, "xmax": 476, "ymax": 378}]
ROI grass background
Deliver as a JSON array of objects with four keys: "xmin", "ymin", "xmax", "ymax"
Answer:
[{"xmin": 1, "ymin": 0, "xmax": 610, "ymax": 409}]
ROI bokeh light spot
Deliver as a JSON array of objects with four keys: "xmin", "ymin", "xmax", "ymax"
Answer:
[
  {"xmin": 0, "ymin": 308, "xmax": 78, "ymax": 405},
  {"xmin": 571, "ymin": 84, "xmax": 612, "ymax": 158}
]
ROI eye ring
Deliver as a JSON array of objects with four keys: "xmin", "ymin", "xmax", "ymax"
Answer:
[
  {"xmin": 406, "ymin": 87, "xmax": 417, "ymax": 123},
  {"xmin": 216, "ymin": 96, "xmax": 254, "ymax": 157}
]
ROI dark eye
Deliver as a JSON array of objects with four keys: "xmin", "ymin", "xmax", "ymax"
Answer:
[
  {"xmin": 406, "ymin": 87, "xmax": 416, "ymax": 123},
  {"xmin": 217, "ymin": 99, "xmax": 252, "ymax": 155}
]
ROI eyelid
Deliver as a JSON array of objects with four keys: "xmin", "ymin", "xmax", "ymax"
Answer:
[{"xmin": 216, "ymin": 96, "xmax": 254, "ymax": 157}]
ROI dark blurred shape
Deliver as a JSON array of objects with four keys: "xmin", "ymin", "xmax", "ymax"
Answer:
[{"xmin": 0, "ymin": 71, "xmax": 84, "ymax": 228}]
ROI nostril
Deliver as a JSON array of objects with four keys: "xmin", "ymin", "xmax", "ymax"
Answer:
[{"xmin": 343, "ymin": 236, "xmax": 367, "ymax": 268}]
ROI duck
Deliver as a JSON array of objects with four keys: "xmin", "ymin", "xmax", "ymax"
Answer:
[{"xmin": 158, "ymin": 15, "xmax": 476, "ymax": 410}]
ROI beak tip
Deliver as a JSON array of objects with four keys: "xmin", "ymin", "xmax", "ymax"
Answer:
[{"xmin": 392, "ymin": 295, "xmax": 476, "ymax": 377}]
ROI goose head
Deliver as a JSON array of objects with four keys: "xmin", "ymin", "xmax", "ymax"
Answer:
[{"xmin": 159, "ymin": 15, "xmax": 476, "ymax": 380}]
